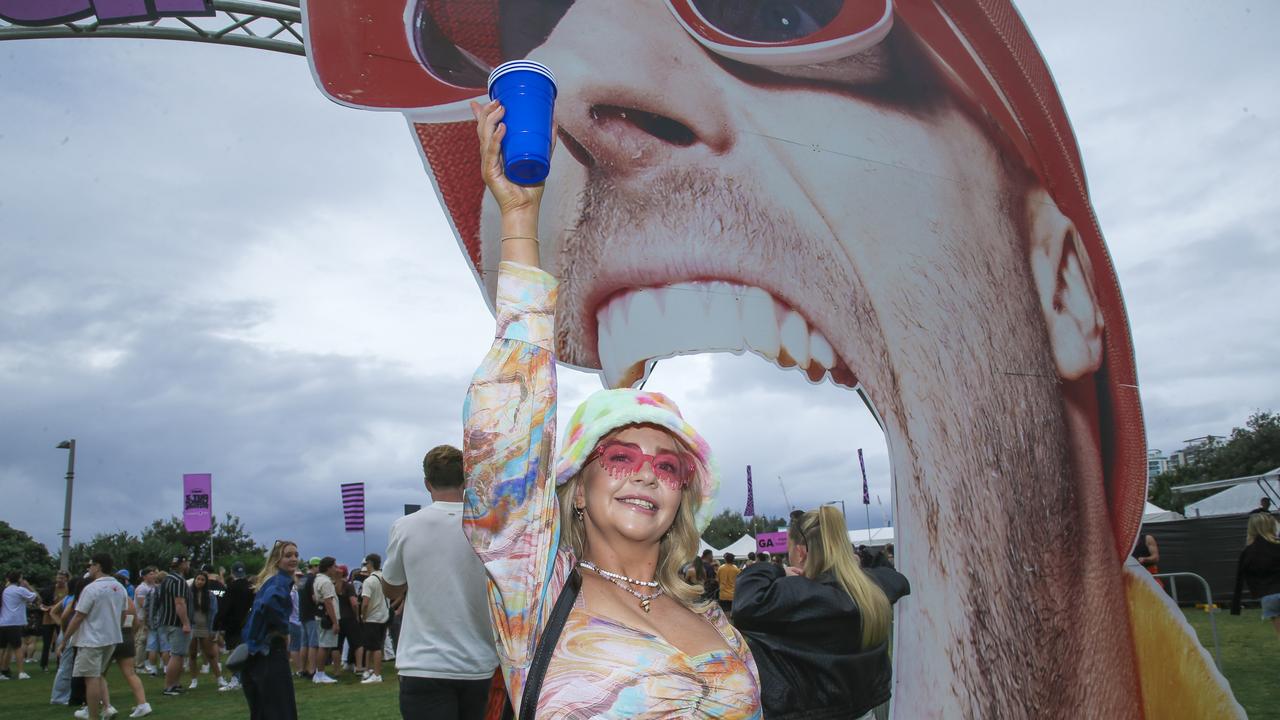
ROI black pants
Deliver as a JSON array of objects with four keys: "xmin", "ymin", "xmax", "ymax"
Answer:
[
  {"xmin": 399, "ymin": 675, "xmax": 491, "ymax": 720},
  {"xmin": 241, "ymin": 644, "xmax": 297, "ymax": 720},
  {"xmin": 338, "ymin": 618, "xmax": 359, "ymax": 665},
  {"xmin": 39, "ymin": 624, "xmax": 57, "ymax": 669}
]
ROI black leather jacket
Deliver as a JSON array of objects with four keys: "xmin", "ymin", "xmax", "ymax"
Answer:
[{"xmin": 733, "ymin": 563, "xmax": 910, "ymax": 720}]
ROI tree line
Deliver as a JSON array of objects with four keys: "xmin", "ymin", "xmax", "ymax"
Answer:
[
  {"xmin": 1147, "ymin": 410, "xmax": 1279, "ymax": 512},
  {"xmin": 0, "ymin": 512, "xmax": 266, "ymax": 586}
]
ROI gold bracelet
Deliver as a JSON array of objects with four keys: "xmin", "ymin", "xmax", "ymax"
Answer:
[{"xmin": 500, "ymin": 236, "xmax": 539, "ymax": 243}]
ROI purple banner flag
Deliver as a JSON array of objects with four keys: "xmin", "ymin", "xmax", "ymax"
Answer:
[
  {"xmin": 0, "ymin": 0, "xmax": 211, "ymax": 26},
  {"xmin": 341, "ymin": 482, "xmax": 365, "ymax": 532},
  {"xmin": 858, "ymin": 448, "xmax": 870, "ymax": 505},
  {"xmin": 743, "ymin": 465, "xmax": 754, "ymax": 517},
  {"xmin": 182, "ymin": 473, "xmax": 213, "ymax": 532}
]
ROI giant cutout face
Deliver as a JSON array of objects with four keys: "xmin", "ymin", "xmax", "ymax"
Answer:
[{"xmin": 303, "ymin": 1, "xmax": 1242, "ymax": 716}]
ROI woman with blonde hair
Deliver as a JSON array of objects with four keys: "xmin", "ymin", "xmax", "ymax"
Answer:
[
  {"xmin": 1231, "ymin": 512, "xmax": 1280, "ymax": 638},
  {"xmin": 463, "ymin": 98, "xmax": 761, "ymax": 718},
  {"xmin": 733, "ymin": 506, "xmax": 910, "ymax": 719},
  {"xmin": 239, "ymin": 541, "xmax": 300, "ymax": 719}
]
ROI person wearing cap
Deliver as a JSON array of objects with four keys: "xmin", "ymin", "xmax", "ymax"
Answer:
[
  {"xmin": 295, "ymin": 557, "xmax": 322, "ymax": 679},
  {"xmin": 310, "ymin": 557, "xmax": 340, "ymax": 684},
  {"xmin": 151, "ymin": 556, "xmax": 192, "ymax": 697},
  {"xmin": 216, "ymin": 562, "xmax": 254, "ymax": 692},
  {"xmin": 463, "ymin": 103, "xmax": 760, "ymax": 717}
]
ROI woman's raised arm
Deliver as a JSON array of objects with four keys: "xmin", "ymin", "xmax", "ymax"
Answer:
[{"xmin": 462, "ymin": 98, "xmax": 567, "ymax": 706}]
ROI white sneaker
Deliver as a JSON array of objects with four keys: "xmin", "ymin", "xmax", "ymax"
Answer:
[
  {"xmin": 218, "ymin": 678, "xmax": 240, "ymax": 692},
  {"xmin": 188, "ymin": 678, "xmax": 198, "ymax": 689},
  {"xmin": 360, "ymin": 668, "xmax": 372, "ymax": 679},
  {"xmin": 129, "ymin": 704, "xmax": 153, "ymax": 718},
  {"xmin": 360, "ymin": 673, "xmax": 382, "ymax": 684},
  {"xmin": 217, "ymin": 676, "xmax": 228, "ymax": 688},
  {"xmin": 18, "ymin": 672, "xmax": 31, "ymax": 680},
  {"xmin": 312, "ymin": 672, "xmax": 337, "ymax": 684},
  {"xmin": 105, "ymin": 707, "xmax": 119, "ymax": 719},
  {"xmin": 73, "ymin": 707, "xmax": 89, "ymax": 720}
]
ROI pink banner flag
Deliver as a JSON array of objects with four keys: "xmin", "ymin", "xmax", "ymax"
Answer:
[
  {"xmin": 182, "ymin": 473, "xmax": 213, "ymax": 532},
  {"xmin": 756, "ymin": 531, "xmax": 788, "ymax": 556}
]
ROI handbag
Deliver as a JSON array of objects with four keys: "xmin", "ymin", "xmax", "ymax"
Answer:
[
  {"xmin": 498, "ymin": 569, "xmax": 581, "ymax": 720},
  {"xmin": 225, "ymin": 642, "xmax": 250, "ymax": 672}
]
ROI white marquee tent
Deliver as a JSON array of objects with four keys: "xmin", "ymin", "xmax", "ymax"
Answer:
[
  {"xmin": 1185, "ymin": 476, "xmax": 1280, "ymax": 518},
  {"xmin": 719, "ymin": 534, "xmax": 759, "ymax": 558},
  {"xmin": 847, "ymin": 527, "xmax": 895, "ymax": 547},
  {"xmin": 1141, "ymin": 501, "xmax": 1184, "ymax": 523}
]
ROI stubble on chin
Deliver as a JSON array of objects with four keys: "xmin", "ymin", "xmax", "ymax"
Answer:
[{"xmin": 550, "ymin": 164, "xmax": 874, "ymax": 373}]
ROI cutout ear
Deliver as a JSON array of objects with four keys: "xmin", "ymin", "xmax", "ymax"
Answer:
[{"xmin": 1027, "ymin": 189, "xmax": 1104, "ymax": 380}]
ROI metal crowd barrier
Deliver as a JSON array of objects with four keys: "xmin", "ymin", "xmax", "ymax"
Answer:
[{"xmin": 1152, "ymin": 571, "xmax": 1222, "ymax": 670}]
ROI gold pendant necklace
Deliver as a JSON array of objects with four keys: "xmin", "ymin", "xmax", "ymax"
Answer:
[{"xmin": 578, "ymin": 562, "xmax": 664, "ymax": 612}]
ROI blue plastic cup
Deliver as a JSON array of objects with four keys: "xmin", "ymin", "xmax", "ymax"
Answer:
[{"xmin": 487, "ymin": 61, "xmax": 557, "ymax": 185}]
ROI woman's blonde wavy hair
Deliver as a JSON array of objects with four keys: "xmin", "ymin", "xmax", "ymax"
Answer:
[
  {"xmin": 254, "ymin": 539, "xmax": 297, "ymax": 590},
  {"xmin": 556, "ymin": 425, "xmax": 711, "ymax": 609},
  {"xmin": 1247, "ymin": 513, "xmax": 1279, "ymax": 546},
  {"xmin": 790, "ymin": 506, "xmax": 891, "ymax": 648}
]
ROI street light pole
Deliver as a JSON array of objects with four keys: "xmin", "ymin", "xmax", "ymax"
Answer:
[{"xmin": 56, "ymin": 439, "xmax": 76, "ymax": 573}]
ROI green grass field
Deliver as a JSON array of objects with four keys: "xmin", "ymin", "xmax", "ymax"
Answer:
[
  {"xmin": 3, "ymin": 612, "xmax": 1276, "ymax": 718},
  {"xmin": 1183, "ymin": 606, "xmax": 1279, "ymax": 718},
  {"xmin": 4, "ymin": 660, "xmax": 404, "ymax": 719}
]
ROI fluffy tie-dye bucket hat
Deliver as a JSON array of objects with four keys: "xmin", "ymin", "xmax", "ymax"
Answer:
[{"xmin": 555, "ymin": 388, "xmax": 719, "ymax": 531}]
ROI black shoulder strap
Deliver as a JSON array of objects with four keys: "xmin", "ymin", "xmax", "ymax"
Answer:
[{"xmin": 515, "ymin": 569, "xmax": 581, "ymax": 720}]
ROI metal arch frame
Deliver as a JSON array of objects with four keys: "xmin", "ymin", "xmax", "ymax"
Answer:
[{"xmin": 0, "ymin": 0, "xmax": 304, "ymax": 56}]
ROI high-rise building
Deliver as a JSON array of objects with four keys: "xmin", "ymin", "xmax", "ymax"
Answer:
[{"xmin": 1147, "ymin": 449, "xmax": 1170, "ymax": 480}]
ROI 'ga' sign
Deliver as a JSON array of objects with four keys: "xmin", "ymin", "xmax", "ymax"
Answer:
[{"xmin": 0, "ymin": 0, "xmax": 212, "ymax": 27}]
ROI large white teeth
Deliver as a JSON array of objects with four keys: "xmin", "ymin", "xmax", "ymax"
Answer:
[
  {"xmin": 622, "ymin": 498, "xmax": 656, "ymax": 510},
  {"xmin": 594, "ymin": 281, "xmax": 855, "ymax": 389},
  {"xmin": 809, "ymin": 330, "xmax": 835, "ymax": 370},
  {"xmin": 778, "ymin": 310, "xmax": 808, "ymax": 367}
]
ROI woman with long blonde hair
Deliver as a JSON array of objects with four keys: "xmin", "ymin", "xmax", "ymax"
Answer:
[
  {"xmin": 463, "ymin": 98, "xmax": 760, "ymax": 718},
  {"xmin": 1230, "ymin": 512, "xmax": 1280, "ymax": 639},
  {"xmin": 240, "ymin": 540, "xmax": 299, "ymax": 719},
  {"xmin": 733, "ymin": 505, "xmax": 910, "ymax": 720}
]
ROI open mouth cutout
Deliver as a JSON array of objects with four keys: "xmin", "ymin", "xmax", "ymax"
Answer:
[{"xmin": 594, "ymin": 280, "xmax": 860, "ymax": 391}]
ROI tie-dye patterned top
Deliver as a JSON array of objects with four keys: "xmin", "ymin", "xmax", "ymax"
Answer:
[{"xmin": 463, "ymin": 262, "xmax": 761, "ymax": 719}]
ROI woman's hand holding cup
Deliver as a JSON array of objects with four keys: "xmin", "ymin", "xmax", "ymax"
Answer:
[{"xmin": 472, "ymin": 99, "xmax": 548, "ymax": 268}]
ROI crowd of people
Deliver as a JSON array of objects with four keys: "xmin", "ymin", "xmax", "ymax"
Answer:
[
  {"xmin": 0, "ymin": 548, "xmax": 412, "ymax": 719},
  {"xmin": 5, "ymin": 94, "xmax": 1277, "ymax": 720}
]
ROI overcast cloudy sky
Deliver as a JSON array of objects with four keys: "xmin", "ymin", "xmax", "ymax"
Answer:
[{"xmin": 2, "ymin": 2, "xmax": 1277, "ymax": 565}]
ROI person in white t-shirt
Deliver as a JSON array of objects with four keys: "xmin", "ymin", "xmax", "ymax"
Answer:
[
  {"xmin": 132, "ymin": 568, "xmax": 157, "ymax": 673},
  {"xmin": 1, "ymin": 570, "xmax": 45, "ymax": 680},
  {"xmin": 310, "ymin": 557, "xmax": 340, "ymax": 685},
  {"xmin": 383, "ymin": 444, "xmax": 498, "ymax": 720},
  {"xmin": 58, "ymin": 554, "xmax": 128, "ymax": 720},
  {"xmin": 358, "ymin": 553, "xmax": 391, "ymax": 684}
]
